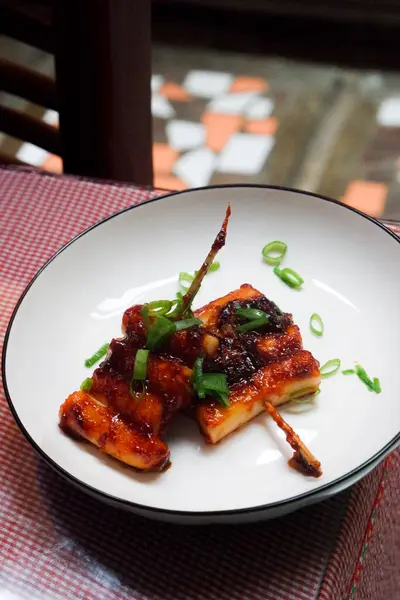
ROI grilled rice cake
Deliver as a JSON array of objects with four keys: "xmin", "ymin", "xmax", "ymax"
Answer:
[
  {"xmin": 59, "ymin": 304, "xmax": 195, "ymax": 472},
  {"xmin": 194, "ymin": 284, "xmax": 321, "ymax": 444}
]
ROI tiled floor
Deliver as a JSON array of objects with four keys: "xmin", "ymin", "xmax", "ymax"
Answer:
[{"xmin": 3, "ymin": 40, "xmax": 400, "ymax": 220}]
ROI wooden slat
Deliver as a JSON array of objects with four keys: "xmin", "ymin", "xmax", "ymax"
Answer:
[
  {"xmin": 0, "ymin": 59, "xmax": 58, "ymax": 111},
  {"xmin": 153, "ymin": 3, "xmax": 400, "ymax": 70},
  {"xmin": 54, "ymin": 0, "xmax": 153, "ymax": 185},
  {"xmin": 153, "ymin": 0, "xmax": 400, "ymax": 24},
  {"xmin": 0, "ymin": 151, "xmax": 29, "ymax": 167},
  {"xmin": 1, "ymin": 1, "xmax": 54, "ymax": 54},
  {"xmin": 0, "ymin": 106, "xmax": 61, "ymax": 156}
]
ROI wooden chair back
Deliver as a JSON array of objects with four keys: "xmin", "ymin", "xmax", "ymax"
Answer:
[{"xmin": 1, "ymin": 0, "xmax": 153, "ymax": 185}]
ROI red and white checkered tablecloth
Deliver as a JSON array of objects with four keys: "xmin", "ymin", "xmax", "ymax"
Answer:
[{"xmin": 0, "ymin": 166, "xmax": 399, "ymax": 600}]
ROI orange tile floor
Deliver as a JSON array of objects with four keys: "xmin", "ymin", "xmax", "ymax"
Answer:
[{"xmin": 13, "ymin": 54, "xmax": 400, "ymax": 221}]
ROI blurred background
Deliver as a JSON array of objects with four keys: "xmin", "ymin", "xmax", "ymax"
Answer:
[{"xmin": 2, "ymin": 1, "xmax": 400, "ymax": 220}]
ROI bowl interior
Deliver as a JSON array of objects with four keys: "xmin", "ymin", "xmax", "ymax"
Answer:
[{"xmin": 4, "ymin": 186, "xmax": 400, "ymax": 516}]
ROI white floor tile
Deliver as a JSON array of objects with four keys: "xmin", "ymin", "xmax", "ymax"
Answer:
[
  {"xmin": 377, "ymin": 97, "xmax": 400, "ymax": 127},
  {"xmin": 42, "ymin": 109, "xmax": 59, "ymax": 126},
  {"xmin": 183, "ymin": 70, "xmax": 234, "ymax": 98},
  {"xmin": 207, "ymin": 92, "xmax": 258, "ymax": 115},
  {"xmin": 151, "ymin": 95, "xmax": 175, "ymax": 119},
  {"xmin": 174, "ymin": 148, "xmax": 216, "ymax": 188},
  {"xmin": 166, "ymin": 120, "xmax": 206, "ymax": 151},
  {"xmin": 17, "ymin": 143, "xmax": 50, "ymax": 166},
  {"xmin": 245, "ymin": 97, "xmax": 274, "ymax": 119},
  {"xmin": 151, "ymin": 75, "xmax": 164, "ymax": 93},
  {"xmin": 217, "ymin": 133, "xmax": 274, "ymax": 175}
]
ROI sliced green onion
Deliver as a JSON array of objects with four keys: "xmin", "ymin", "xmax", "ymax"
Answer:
[
  {"xmin": 262, "ymin": 241, "xmax": 287, "ymax": 266},
  {"xmin": 179, "ymin": 271, "xmax": 194, "ymax": 291},
  {"xmin": 235, "ymin": 307, "xmax": 267, "ymax": 321},
  {"xmin": 192, "ymin": 357, "xmax": 206, "ymax": 399},
  {"xmin": 237, "ymin": 316, "xmax": 269, "ymax": 333},
  {"xmin": 310, "ymin": 313, "xmax": 324, "ymax": 337},
  {"xmin": 164, "ymin": 298, "xmax": 182, "ymax": 320},
  {"xmin": 146, "ymin": 300, "xmax": 172, "ymax": 317},
  {"xmin": 141, "ymin": 305, "xmax": 150, "ymax": 329},
  {"xmin": 175, "ymin": 290, "xmax": 194, "ymax": 318},
  {"xmin": 80, "ymin": 377, "xmax": 92, "ymax": 391},
  {"xmin": 373, "ymin": 378, "xmax": 382, "ymax": 394},
  {"xmin": 320, "ymin": 358, "xmax": 341, "ymax": 378},
  {"xmin": 192, "ymin": 357, "xmax": 230, "ymax": 406},
  {"xmin": 146, "ymin": 315, "xmax": 201, "ymax": 350},
  {"xmin": 342, "ymin": 365, "xmax": 381, "ymax": 394},
  {"xmin": 84, "ymin": 343, "xmax": 109, "ymax": 368},
  {"xmin": 208, "ymin": 261, "xmax": 220, "ymax": 272},
  {"xmin": 147, "ymin": 316, "xmax": 176, "ymax": 350},
  {"xmin": 133, "ymin": 349, "xmax": 150, "ymax": 381},
  {"xmin": 174, "ymin": 317, "xmax": 202, "ymax": 332},
  {"xmin": 130, "ymin": 350, "xmax": 149, "ymax": 399},
  {"xmin": 201, "ymin": 373, "xmax": 230, "ymax": 407},
  {"xmin": 354, "ymin": 364, "xmax": 376, "ymax": 392},
  {"xmin": 273, "ymin": 266, "xmax": 304, "ymax": 289},
  {"xmin": 290, "ymin": 387, "xmax": 320, "ymax": 403}
]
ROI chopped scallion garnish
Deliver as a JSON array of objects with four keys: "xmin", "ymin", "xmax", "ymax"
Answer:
[
  {"xmin": 80, "ymin": 377, "xmax": 93, "ymax": 391},
  {"xmin": 175, "ymin": 291, "xmax": 194, "ymax": 318},
  {"xmin": 141, "ymin": 305, "xmax": 150, "ymax": 329},
  {"xmin": 193, "ymin": 357, "xmax": 205, "ymax": 399},
  {"xmin": 84, "ymin": 343, "xmax": 109, "ymax": 368},
  {"xmin": 373, "ymin": 377, "xmax": 382, "ymax": 394},
  {"xmin": 237, "ymin": 316, "xmax": 269, "ymax": 333},
  {"xmin": 179, "ymin": 272, "xmax": 194, "ymax": 291},
  {"xmin": 320, "ymin": 358, "xmax": 341, "ymax": 378},
  {"xmin": 146, "ymin": 316, "xmax": 176, "ymax": 350},
  {"xmin": 133, "ymin": 349, "xmax": 150, "ymax": 381},
  {"xmin": 146, "ymin": 300, "xmax": 172, "ymax": 317},
  {"xmin": 208, "ymin": 261, "xmax": 220, "ymax": 272},
  {"xmin": 201, "ymin": 373, "xmax": 230, "ymax": 407},
  {"xmin": 145, "ymin": 314, "xmax": 202, "ymax": 350},
  {"xmin": 310, "ymin": 313, "xmax": 324, "ymax": 337},
  {"xmin": 235, "ymin": 307, "xmax": 266, "ymax": 321},
  {"xmin": 174, "ymin": 317, "xmax": 202, "ymax": 331},
  {"xmin": 262, "ymin": 241, "xmax": 287, "ymax": 266},
  {"xmin": 354, "ymin": 364, "xmax": 375, "ymax": 391},
  {"xmin": 341, "ymin": 365, "xmax": 381, "ymax": 394},
  {"xmin": 273, "ymin": 266, "xmax": 304, "ymax": 289},
  {"xmin": 164, "ymin": 298, "xmax": 182, "ymax": 320},
  {"xmin": 354, "ymin": 364, "xmax": 381, "ymax": 393},
  {"xmin": 235, "ymin": 307, "xmax": 269, "ymax": 333},
  {"xmin": 192, "ymin": 357, "xmax": 230, "ymax": 407}
]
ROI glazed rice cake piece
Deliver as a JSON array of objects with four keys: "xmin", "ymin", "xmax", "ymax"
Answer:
[
  {"xmin": 196, "ymin": 350, "xmax": 320, "ymax": 444},
  {"xmin": 195, "ymin": 284, "xmax": 321, "ymax": 444}
]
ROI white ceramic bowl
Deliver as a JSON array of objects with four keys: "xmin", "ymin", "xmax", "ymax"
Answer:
[{"xmin": 3, "ymin": 185, "xmax": 400, "ymax": 524}]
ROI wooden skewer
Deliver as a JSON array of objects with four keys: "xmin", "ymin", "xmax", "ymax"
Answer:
[
  {"xmin": 263, "ymin": 400, "xmax": 322, "ymax": 478},
  {"xmin": 180, "ymin": 204, "xmax": 231, "ymax": 318}
]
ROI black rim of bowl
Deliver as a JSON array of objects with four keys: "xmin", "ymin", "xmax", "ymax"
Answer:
[{"xmin": 2, "ymin": 184, "xmax": 400, "ymax": 519}]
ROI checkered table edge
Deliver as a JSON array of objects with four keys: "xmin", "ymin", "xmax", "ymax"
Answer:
[{"xmin": 0, "ymin": 166, "xmax": 398, "ymax": 600}]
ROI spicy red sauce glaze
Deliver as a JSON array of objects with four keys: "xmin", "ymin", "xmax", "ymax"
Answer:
[
  {"xmin": 93, "ymin": 303, "xmax": 194, "ymax": 432},
  {"xmin": 93, "ymin": 290, "xmax": 305, "ymax": 427},
  {"xmin": 164, "ymin": 326, "xmax": 206, "ymax": 367},
  {"xmin": 103, "ymin": 294, "xmax": 298, "ymax": 400},
  {"xmin": 204, "ymin": 296, "xmax": 295, "ymax": 386}
]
